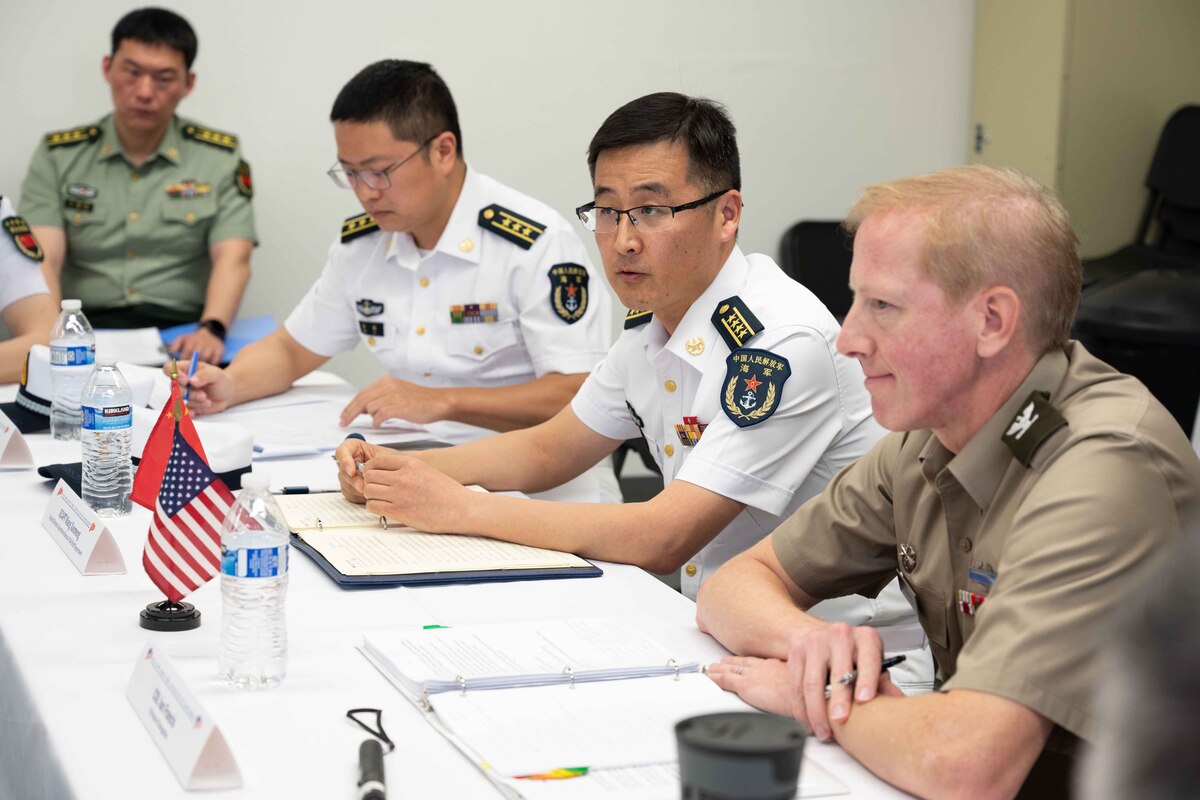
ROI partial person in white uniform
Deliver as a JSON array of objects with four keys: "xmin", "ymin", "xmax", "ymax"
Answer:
[
  {"xmin": 333, "ymin": 93, "xmax": 930, "ymax": 689},
  {"xmin": 178, "ymin": 60, "xmax": 616, "ymax": 503},
  {"xmin": 0, "ymin": 196, "xmax": 56, "ymax": 384}
]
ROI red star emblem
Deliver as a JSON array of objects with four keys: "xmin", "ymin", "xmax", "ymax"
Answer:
[
  {"xmin": 566, "ymin": 284, "xmax": 577, "ymax": 297},
  {"xmin": 744, "ymin": 374, "xmax": 762, "ymax": 392}
]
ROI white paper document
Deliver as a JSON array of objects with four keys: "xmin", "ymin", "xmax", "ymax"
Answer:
[
  {"xmin": 276, "ymin": 492, "xmax": 385, "ymax": 530},
  {"xmin": 363, "ymin": 618, "xmax": 699, "ymax": 699},
  {"xmin": 95, "ymin": 327, "xmax": 166, "ymax": 365}
]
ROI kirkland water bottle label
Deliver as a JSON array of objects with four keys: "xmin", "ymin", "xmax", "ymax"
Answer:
[
  {"xmin": 222, "ymin": 545, "xmax": 287, "ymax": 578},
  {"xmin": 82, "ymin": 404, "xmax": 133, "ymax": 431},
  {"xmin": 50, "ymin": 345, "xmax": 95, "ymax": 366}
]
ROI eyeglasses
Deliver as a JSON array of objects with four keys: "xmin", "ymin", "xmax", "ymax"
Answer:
[
  {"xmin": 327, "ymin": 134, "xmax": 439, "ymax": 190},
  {"xmin": 575, "ymin": 189, "xmax": 731, "ymax": 234}
]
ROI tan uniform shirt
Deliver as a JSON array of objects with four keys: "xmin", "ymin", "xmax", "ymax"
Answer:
[
  {"xmin": 19, "ymin": 114, "xmax": 255, "ymax": 319},
  {"xmin": 774, "ymin": 342, "xmax": 1200, "ymax": 748}
]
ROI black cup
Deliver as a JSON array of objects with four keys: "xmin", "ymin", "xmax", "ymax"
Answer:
[{"xmin": 676, "ymin": 711, "xmax": 806, "ymax": 799}]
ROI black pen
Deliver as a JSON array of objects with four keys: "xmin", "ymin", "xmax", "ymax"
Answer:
[
  {"xmin": 825, "ymin": 654, "xmax": 907, "ymax": 698},
  {"xmin": 359, "ymin": 739, "xmax": 386, "ymax": 800}
]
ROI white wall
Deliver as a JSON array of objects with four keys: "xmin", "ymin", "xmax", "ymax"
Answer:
[{"xmin": 1, "ymin": 0, "xmax": 973, "ymax": 386}]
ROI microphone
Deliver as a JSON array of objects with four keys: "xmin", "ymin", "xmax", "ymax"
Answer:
[{"xmin": 358, "ymin": 739, "xmax": 386, "ymax": 800}]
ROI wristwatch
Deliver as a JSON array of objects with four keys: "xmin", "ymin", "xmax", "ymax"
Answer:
[{"xmin": 198, "ymin": 319, "xmax": 227, "ymax": 342}]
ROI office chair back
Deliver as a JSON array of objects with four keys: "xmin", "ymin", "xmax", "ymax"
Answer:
[
  {"xmin": 778, "ymin": 220, "xmax": 854, "ymax": 319},
  {"xmin": 1139, "ymin": 104, "xmax": 1200, "ymax": 257}
]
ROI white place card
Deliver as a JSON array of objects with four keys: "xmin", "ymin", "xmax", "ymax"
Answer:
[
  {"xmin": 0, "ymin": 409, "xmax": 33, "ymax": 469},
  {"xmin": 126, "ymin": 640, "xmax": 242, "ymax": 790},
  {"xmin": 40, "ymin": 479, "xmax": 126, "ymax": 574}
]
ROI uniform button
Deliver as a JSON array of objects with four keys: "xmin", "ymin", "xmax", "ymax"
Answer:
[
  {"xmin": 128, "ymin": 212, "xmax": 139, "ymax": 223},
  {"xmin": 73, "ymin": 214, "xmax": 82, "ymax": 224},
  {"xmin": 416, "ymin": 325, "xmax": 426, "ymax": 336},
  {"xmin": 419, "ymin": 277, "xmax": 430, "ymax": 288},
  {"xmin": 131, "ymin": 171, "xmax": 140, "ymax": 181},
  {"xmin": 664, "ymin": 380, "xmax": 677, "ymax": 393},
  {"xmin": 958, "ymin": 537, "xmax": 973, "ymax": 553},
  {"xmin": 473, "ymin": 345, "xmax": 484, "ymax": 355},
  {"xmin": 185, "ymin": 212, "xmax": 196, "ymax": 224},
  {"xmin": 125, "ymin": 288, "xmax": 134, "ymax": 297},
  {"xmin": 684, "ymin": 564, "xmax": 697, "ymax": 577},
  {"xmin": 664, "ymin": 444, "xmax": 675, "ymax": 457},
  {"xmin": 126, "ymin": 250, "xmax": 136, "ymax": 259}
]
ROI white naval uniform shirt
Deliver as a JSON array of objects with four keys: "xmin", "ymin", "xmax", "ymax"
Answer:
[
  {"xmin": 573, "ymin": 248, "xmax": 931, "ymax": 688},
  {"xmin": 0, "ymin": 197, "xmax": 51, "ymax": 312},
  {"xmin": 286, "ymin": 168, "xmax": 618, "ymax": 503}
]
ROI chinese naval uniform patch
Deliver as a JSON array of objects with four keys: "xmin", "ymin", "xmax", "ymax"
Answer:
[
  {"xmin": 721, "ymin": 348, "xmax": 791, "ymax": 428},
  {"xmin": 624, "ymin": 309, "xmax": 653, "ymax": 329},
  {"xmin": 235, "ymin": 160, "xmax": 253, "ymax": 198},
  {"xmin": 711, "ymin": 296, "xmax": 763, "ymax": 351},
  {"xmin": 1001, "ymin": 390, "xmax": 1067, "ymax": 467},
  {"xmin": 341, "ymin": 213, "xmax": 379, "ymax": 243},
  {"xmin": 478, "ymin": 205, "xmax": 544, "ymax": 250},
  {"xmin": 2, "ymin": 216, "xmax": 44, "ymax": 262},
  {"xmin": 548, "ymin": 263, "xmax": 589, "ymax": 324}
]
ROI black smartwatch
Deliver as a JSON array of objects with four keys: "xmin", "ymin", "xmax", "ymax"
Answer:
[{"xmin": 198, "ymin": 319, "xmax": 227, "ymax": 341}]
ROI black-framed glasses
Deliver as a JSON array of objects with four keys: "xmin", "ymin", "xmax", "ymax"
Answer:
[
  {"xmin": 327, "ymin": 134, "xmax": 440, "ymax": 191},
  {"xmin": 575, "ymin": 189, "xmax": 731, "ymax": 234}
]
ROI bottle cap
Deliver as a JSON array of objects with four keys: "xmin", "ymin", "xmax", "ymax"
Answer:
[
  {"xmin": 241, "ymin": 473, "xmax": 270, "ymax": 491},
  {"xmin": 61, "ymin": 299, "xmax": 82, "ymax": 311}
]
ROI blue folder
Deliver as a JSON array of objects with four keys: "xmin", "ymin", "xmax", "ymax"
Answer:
[{"xmin": 159, "ymin": 314, "xmax": 276, "ymax": 364}]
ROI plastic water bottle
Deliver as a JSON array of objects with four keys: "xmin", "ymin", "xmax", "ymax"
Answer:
[
  {"xmin": 219, "ymin": 473, "xmax": 289, "ymax": 688},
  {"xmin": 49, "ymin": 299, "xmax": 95, "ymax": 440},
  {"xmin": 80, "ymin": 357, "xmax": 133, "ymax": 516}
]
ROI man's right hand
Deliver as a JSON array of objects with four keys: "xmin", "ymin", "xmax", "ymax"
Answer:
[
  {"xmin": 785, "ymin": 622, "xmax": 899, "ymax": 741},
  {"xmin": 164, "ymin": 360, "xmax": 234, "ymax": 415}
]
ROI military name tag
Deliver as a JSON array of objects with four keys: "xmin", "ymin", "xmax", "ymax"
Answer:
[
  {"xmin": 721, "ymin": 348, "xmax": 791, "ymax": 428},
  {"xmin": 548, "ymin": 263, "xmax": 589, "ymax": 324},
  {"xmin": 359, "ymin": 321, "xmax": 384, "ymax": 337}
]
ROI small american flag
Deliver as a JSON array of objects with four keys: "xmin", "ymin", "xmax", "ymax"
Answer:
[{"xmin": 142, "ymin": 428, "xmax": 235, "ymax": 603}]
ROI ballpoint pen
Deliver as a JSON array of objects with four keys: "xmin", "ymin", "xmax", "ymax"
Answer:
[
  {"xmin": 825, "ymin": 655, "xmax": 907, "ymax": 698},
  {"xmin": 183, "ymin": 350, "xmax": 199, "ymax": 405}
]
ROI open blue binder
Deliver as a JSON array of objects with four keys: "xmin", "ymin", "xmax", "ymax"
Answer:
[{"xmin": 291, "ymin": 533, "xmax": 604, "ymax": 588}]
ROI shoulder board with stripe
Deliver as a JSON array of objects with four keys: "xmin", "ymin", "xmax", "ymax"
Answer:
[
  {"xmin": 624, "ymin": 309, "xmax": 653, "ymax": 329},
  {"xmin": 182, "ymin": 124, "xmax": 239, "ymax": 151},
  {"xmin": 711, "ymin": 296, "xmax": 763, "ymax": 351},
  {"xmin": 341, "ymin": 213, "xmax": 379, "ymax": 243},
  {"xmin": 45, "ymin": 125, "xmax": 101, "ymax": 149},
  {"xmin": 477, "ymin": 204, "xmax": 544, "ymax": 250}
]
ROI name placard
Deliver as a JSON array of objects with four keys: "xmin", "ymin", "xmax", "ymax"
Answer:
[
  {"xmin": 0, "ymin": 409, "xmax": 33, "ymax": 469},
  {"xmin": 126, "ymin": 640, "xmax": 242, "ymax": 789},
  {"xmin": 40, "ymin": 479, "xmax": 126, "ymax": 574}
]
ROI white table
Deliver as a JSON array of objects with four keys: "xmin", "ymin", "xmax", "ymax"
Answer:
[{"xmin": 0, "ymin": 385, "xmax": 910, "ymax": 800}]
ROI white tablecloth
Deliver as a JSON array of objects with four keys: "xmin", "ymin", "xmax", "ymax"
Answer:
[{"xmin": 0, "ymin": 382, "xmax": 910, "ymax": 800}]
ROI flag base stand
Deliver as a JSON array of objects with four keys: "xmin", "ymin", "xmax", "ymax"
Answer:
[{"xmin": 139, "ymin": 601, "xmax": 201, "ymax": 631}]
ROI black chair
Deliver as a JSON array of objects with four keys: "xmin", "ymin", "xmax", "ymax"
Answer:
[
  {"xmin": 778, "ymin": 220, "xmax": 854, "ymax": 319},
  {"xmin": 1080, "ymin": 104, "xmax": 1200, "ymax": 289}
]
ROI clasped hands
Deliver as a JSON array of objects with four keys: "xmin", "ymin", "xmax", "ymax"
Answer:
[
  {"xmin": 706, "ymin": 622, "xmax": 902, "ymax": 741},
  {"xmin": 334, "ymin": 438, "xmax": 471, "ymax": 533}
]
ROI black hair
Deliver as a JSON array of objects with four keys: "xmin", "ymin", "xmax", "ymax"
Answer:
[
  {"xmin": 111, "ymin": 8, "xmax": 198, "ymax": 69},
  {"xmin": 586, "ymin": 92, "xmax": 740, "ymax": 193},
  {"xmin": 330, "ymin": 60, "xmax": 463, "ymax": 156}
]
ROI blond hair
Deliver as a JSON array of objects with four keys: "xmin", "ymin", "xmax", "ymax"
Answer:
[{"xmin": 844, "ymin": 165, "xmax": 1081, "ymax": 353}]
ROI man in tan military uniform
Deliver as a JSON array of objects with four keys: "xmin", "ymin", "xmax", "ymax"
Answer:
[
  {"xmin": 19, "ymin": 8, "xmax": 254, "ymax": 364},
  {"xmin": 697, "ymin": 166, "xmax": 1200, "ymax": 798}
]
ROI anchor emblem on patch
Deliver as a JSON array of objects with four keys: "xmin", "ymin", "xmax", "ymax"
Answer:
[{"xmin": 720, "ymin": 348, "xmax": 791, "ymax": 428}]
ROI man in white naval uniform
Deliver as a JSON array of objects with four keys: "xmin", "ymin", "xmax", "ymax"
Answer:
[
  {"xmin": 334, "ymin": 92, "xmax": 931, "ymax": 689},
  {"xmin": 0, "ymin": 196, "xmax": 55, "ymax": 383},
  {"xmin": 180, "ymin": 60, "xmax": 616, "ymax": 503}
]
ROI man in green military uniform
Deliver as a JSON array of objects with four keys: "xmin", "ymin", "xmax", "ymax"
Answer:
[{"xmin": 19, "ymin": 7, "xmax": 255, "ymax": 363}]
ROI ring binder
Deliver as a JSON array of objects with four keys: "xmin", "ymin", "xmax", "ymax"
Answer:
[
  {"xmin": 563, "ymin": 666, "xmax": 575, "ymax": 688},
  {"xmin": 668, "ymin": 658, "xmax": 680, "ymax": 681},
  {"xmin": 457, "ymin": 675, "xmax": 467, "ymax": 696}
]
